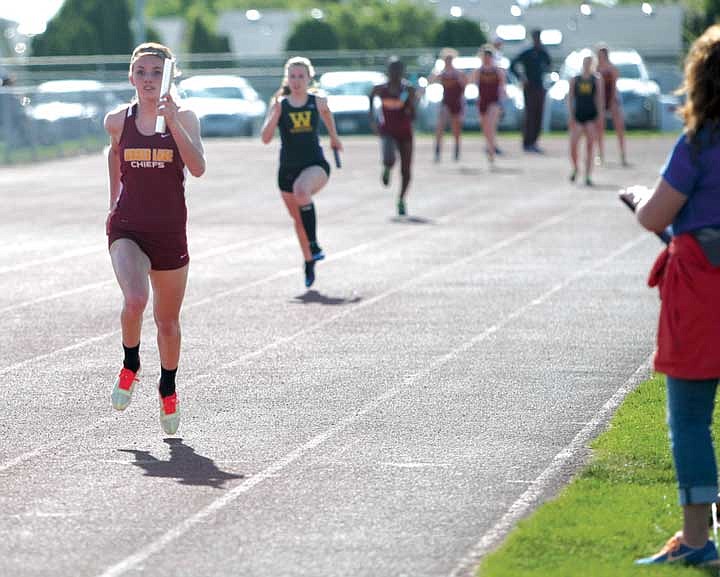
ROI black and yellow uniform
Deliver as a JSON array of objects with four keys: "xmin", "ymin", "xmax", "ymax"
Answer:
[
  {"xmin": 277, "ymin": 94, "xmax": 330, "ymax": 192},
  {"xmin": 572, "ymin": 75, "xmax": 598, "ymax": 124}
]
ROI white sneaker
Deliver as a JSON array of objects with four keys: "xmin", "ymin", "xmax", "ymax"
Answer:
[
  {"xmin": 159, "ymin": 391, "xmax": 180, "ymax": 435},
  {"xmin": 111, "ymin": 367, "xmax": 140, "ymax": 411}
]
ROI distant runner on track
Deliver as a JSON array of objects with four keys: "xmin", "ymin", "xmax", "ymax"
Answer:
[{"xmin": 369, "ymin": 57, "xmax": 417, "ymax": 217}]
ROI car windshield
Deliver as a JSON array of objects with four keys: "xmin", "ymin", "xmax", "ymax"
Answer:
[
  {"xmin": 615, "ymin": 63, "xmax": 642, "ymax": 79},
  {"xmin": 184, "ymin": 86, "xmax": 247, "ymax": 99},
  {"xmin": 33, "ymin": 91, "xmax": 93, "ymax": 104},
  {"xmin": 323, "ymin": 81, "xmax": 376, "ymax": 96}
]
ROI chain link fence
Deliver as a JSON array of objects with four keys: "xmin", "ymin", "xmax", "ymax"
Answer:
[{"xmin": 0, "ymin": 48, "xmax": 684, "ymax": 165}]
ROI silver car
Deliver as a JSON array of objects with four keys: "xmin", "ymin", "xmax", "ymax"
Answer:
[
  {"xmin": 548, "ymin": 49, "xmax": 660, "ymax": 130},
  {"xmin": 319, "ymin": 70, "xmax": 387, "ymax": 134},
  {"xmin": 417, "ymin": 56, "xmax": 524, "ymax": 132},
  {"xmin": 178, "ymin": 75, "xmax": 267, "ymax": 137}
]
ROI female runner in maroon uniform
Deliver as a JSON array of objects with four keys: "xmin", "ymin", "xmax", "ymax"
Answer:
[
  {"xmin": 369, "ymin": 57, "xmax": 417, "ymax": 216},
  {"xmin": 471, "ymin": 45, "xmax": 506, "ymax": 166},
  {"xmin": 105, "ymin": 43, "xmax": 205, "ymax": 435},
  {"xmin": 429, "ymin": 48, "xmax": 466, "ymax": 162},
  {"xmin": 595, "ymin": 44, "xmax": 628, "ymax": 166}
]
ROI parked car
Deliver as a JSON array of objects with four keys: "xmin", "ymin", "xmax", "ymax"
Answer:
[
  {"xmin": 417, "ymin": 56, "xmax": 524, "ymax": 132},
  {"xmin": 26, "ymin": 79, "xmax": 115, "ymax": 142},
  {"xmin": 178, "ymin": 75, "xmax": 267, "ymax": 137},
  {"xmin": 319, "ymin": 70, "xmax": 387, "ymax": 134},
  {"xmin": 548, "ymin": 49, "xmax": 661, "ymax": 130}
]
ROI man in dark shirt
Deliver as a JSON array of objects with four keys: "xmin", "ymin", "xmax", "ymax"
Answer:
[{"xmin": 510, "ymin": 29, "xmax": 551, "ymax": 152}]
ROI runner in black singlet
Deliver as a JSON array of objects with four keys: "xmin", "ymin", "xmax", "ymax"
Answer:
[
  {"xmin": 261, "ymin": 56, "xmax": 342, "ymax": 288},
  {"xmin": 568, "ymin": 52, "xmax": 604, "ymax": 186}
]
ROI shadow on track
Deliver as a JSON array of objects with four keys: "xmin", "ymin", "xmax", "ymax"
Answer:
[
  {"xmin": 292, "ymin": 289, "xmax": 362, "ymax": 306},
  {"xmin": 119, "ymin": 438, "xmax": 244, "ymax": 489},
  {"xmin": 389, "ymin": 216, "xmax": 435, "ymax": 225}
]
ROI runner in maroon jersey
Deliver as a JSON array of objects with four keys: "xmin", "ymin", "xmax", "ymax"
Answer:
[
  {"xmin": 471, "ymin": 45, "xmax": 506, "ymax": 166},
  {"xmin": 104, "ymin": 43, "xmax": 205, "ymax": 435},
  {"xmin": 428, "ymin": 48, "xmax": 466, "ymax": 162},
  {"xmin": 369, "ymin": 57, "xmax": 417, "ymax": 216},
  {"xmin": 595, "ymin": 44, "xmax": 628, "ymax": 166}
]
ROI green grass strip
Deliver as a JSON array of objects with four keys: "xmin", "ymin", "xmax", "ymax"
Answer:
[{"xmin": 478, "ymin": 373, "xmax": 720, "ymax": 577}]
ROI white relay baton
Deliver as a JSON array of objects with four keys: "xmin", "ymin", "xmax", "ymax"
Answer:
[{"xmin": 155, "ymin": 58, "xmax": 174, "ymax": 134}]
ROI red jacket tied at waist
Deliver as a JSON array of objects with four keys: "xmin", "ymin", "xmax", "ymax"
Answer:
[{"xmin": 649, "ymin": 233, "xmax": 720, "ymax": 379}]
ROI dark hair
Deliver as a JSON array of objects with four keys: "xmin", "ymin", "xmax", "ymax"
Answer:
[
  {"xmin": 531, "ymin": 29, "xmax": 542, "ymax": 42},
  {"xmin": 676, "ymin": 25, "xmax": 720, "ymax": 146}
]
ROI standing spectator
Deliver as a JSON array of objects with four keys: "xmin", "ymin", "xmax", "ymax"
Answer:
[
  {"xmin": 510, "ymin": 29, "xmax": 551, "ymax": 153},
  {"xmin": 595, "ymin": 43, "xmax": 628, "ymax": 166},
  {"xmin": 492, "ymin": 36, "xmax": 505, "ymax": 65},
  {"xmin": 568, "ymin": 52, "xmax": 603, "ymax": 186},
  {"xmin": 628, "ymin": 24, "xmax": 720, "ymax": 567},
  {"xmin": 471, "ymin": 45, "xmax": 506, "ymax": 166},
  {"xmin": 428, "ymin": 47, "xmax": 466, "ymax": 162}
]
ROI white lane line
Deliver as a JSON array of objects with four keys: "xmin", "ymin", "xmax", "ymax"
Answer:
[
  {"xmin": 96, "ymin": 232, "xmax": 649, "ymax": 577},
  {"xmin": 0, "ymin": 247, "xmax": 102, "ymax": 274},
  {"xmin": 0, "ymin": 281, "xmax": 113, "ymax": 315},
  {"xmin": 0, "ymin": 233, "xmax": 282, "ymax": 314},
  {"xmin": 0, "ymin": 195, "xmax": 513, "ymax": 374},
  {"xmin": 447, "ymin": 355, "xmax": 654, "ymax": 577},
  {"xmin": 202, "ymin": 206, "xmax": 585, "ymax": 373},
  {"xmin": 0, "ymin": 205, "xmax": 582, "ymax": 475}
]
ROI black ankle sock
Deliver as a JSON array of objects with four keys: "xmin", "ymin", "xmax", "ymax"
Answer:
[
  {"xmin": 159, "ymin": 367, "xmax": 177, "ymax": 398},
  {"xmin": 123, "ymin": 343, "xmax": 140, "ymax": 372},
  {"xmin": 299, "ymin": 203, "xmax": 317, "ymax": 244}
]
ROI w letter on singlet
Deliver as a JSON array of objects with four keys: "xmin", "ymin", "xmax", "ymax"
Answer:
[{"xmin": 288, "ymin": 111, "xmax": 313, "ymax": 133}]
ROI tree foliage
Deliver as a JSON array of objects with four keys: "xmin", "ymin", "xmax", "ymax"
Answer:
[
  {"xmin": 32, "ymin": 0, "xmax": 133, "ymax": 56},
  {"xmin": 186, "ymin": 8, "xmax": 231, "ymax": 53},
  {"xmin": 433, "ymin": 17, "xmax": 487, "ymax": 48},
  {"xmin": 286, "ymin": 19, "xmax": 339, "ymax": 51},
  {"xmin": 286, "ymin": 0, "xmax": 439, "ymax": 51}
]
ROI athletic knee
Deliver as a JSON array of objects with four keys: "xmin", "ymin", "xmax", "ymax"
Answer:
[
  {"xmin": 293, "ymin": 187, "xmax": 312, "ymax": 205},
  {"xmin": 155, "ymin": 317, "xmax": 180, "ymax": 338},
  {"xmin": 123, "ymin": 293, "xmax": 148, "ymax": 318}
]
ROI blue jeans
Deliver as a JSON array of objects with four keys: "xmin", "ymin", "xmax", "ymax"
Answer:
[{"xmin": 667, "ymin": 375, "xmax": 720, "ymax": 505}]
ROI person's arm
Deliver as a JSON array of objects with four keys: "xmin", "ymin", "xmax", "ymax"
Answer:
[
  {"xmin": 567, "ymin": 77, "xmax": 575, "ymax": 128},
  {"xmin": 406, "ymin": 85, "xmax": 417, "ymax": 121},
  {"xmin": 497, "ymin": 68, "xmax": 507, "ymax": 100},
  {"xmin": 542, "ymin": 49, "xmax": 552, "ymax": 76},
  {"xmin": 595, "ymin": 74, "xmax": 605, "ymax": 120},
  {"xmin": 510, "ymin": 50, "xmax": 525, "ymax": 82},
  {"xmin": 103, "ymin": 108, "xmax": 124, "ymax": 232},
  {"xmin": 635, "ymin": 178, "xmax": 688, "ymax": 233},
  {"xmin": 316, "ymin": 95, "xmax": 343, "ymax": 152},
  {"xmin": 162, "ymin": 94, "xmax": 205, "ymax": 177},
  {"xmin": 368, "ymin": 86, "xmax": 380, "ymax": 134},
  {"xmin": 261, "ymin": 96, "xmax": 282, "ymax": 144}
]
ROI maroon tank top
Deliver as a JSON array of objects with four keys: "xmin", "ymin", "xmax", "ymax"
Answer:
[
  {"xmin": 441, "ymin": 70, "xmax": 464, "ymax": 108},
  {"xmin": 112, "ymin": 104, "xmax": 187, "ymax": 233},
  {"xmin": 377, "ymin": 83, "xmax": 413, "ymax": 140},
  {"xmin": 477, "ymin": 67, "xmax": 501, "ymax": 107},
  {"xmin": 599, "ymin": 67, "xmax": 616, "ymax": 108}
]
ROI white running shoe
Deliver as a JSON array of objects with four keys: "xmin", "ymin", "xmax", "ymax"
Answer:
[
  {"xmin": 111, "ymin": 367, "xmax": 140, "ymax": 411},
  {"xmin": 159, "ymin": 391, "xmax": 180, "ymax": 435}
]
